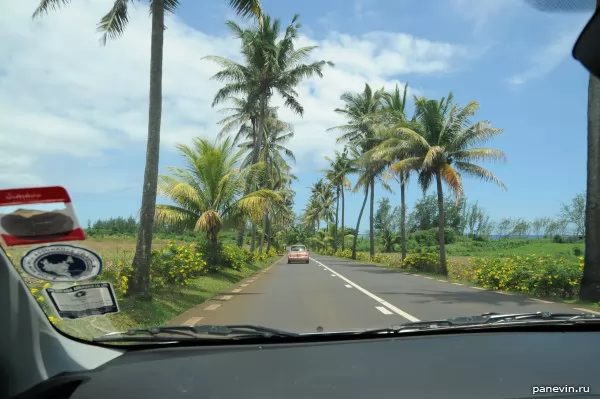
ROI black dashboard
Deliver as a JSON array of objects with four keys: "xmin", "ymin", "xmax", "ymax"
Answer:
[{"xmin": 15, "ymin": 329, "xmax": 600, "ymax": 399}]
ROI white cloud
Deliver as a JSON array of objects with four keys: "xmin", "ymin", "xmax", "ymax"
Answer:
[
  {"xmin": 506, "ymin": 19, "xmax": 588, "ymax": 85},
  {"xmin": 451, "ymin": 0, "xmax": 524, "ymax": 35},
  {"xmin": 0, "ymin": 0, "xmax": 473, "ymax": 194}
]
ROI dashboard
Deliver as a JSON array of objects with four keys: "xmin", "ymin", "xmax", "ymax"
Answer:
[{"xmin": 14, "ymin": 329, "xmax": 600, "ymax": 399}]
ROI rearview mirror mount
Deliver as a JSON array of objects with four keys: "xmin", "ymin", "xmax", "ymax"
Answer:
[{"xmin": 573, "ymin": 5, "xmax": 600, "ymax": 78}]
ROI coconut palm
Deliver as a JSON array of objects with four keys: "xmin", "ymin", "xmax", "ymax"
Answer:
[
  {"xmin": 323, "ymin": 147, "xmax": 354, "ymax": 251},
  {"xmin": 367, "ymin": 82, "xmax": 411, "ymax": 260},
  {"xmin": 206, "ymin": 14, "xmax": 333, "ymax": 170},
  {"xmin": 223, "ymin": 102, "xmax": 291, "ymax": 249},
  {"xmin": 385, "ymin": 92, "xmax": 507, "ymax": 275},
  {"xmin": 238, "ymin": 117, "xmax": 295, "ymax": 251},
  {"xmin": 155, "ymin": 136, "xmax": 281, "ymax": 265},
  {"xmin": 32, "ymin": 0, "xmax": 264, "ymax": 298},
  {"xmin": 329, "ymin": 83, "xmax": 386, "ymax": 259}
]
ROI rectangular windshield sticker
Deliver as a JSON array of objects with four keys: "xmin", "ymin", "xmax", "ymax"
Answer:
[
  {"xmin": 44, "ymin": 282, "xmax": 119, "ymax": 319},
  {"xmin": 0, "ymin": 186, "xmax": 86, "ymax": 247}
]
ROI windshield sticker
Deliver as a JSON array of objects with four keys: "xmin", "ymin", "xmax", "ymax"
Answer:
[
  {"xmin": 21, "ymin": 244, "xmax": 102, "ymax": 282},
  {"xmin": 0, "ymin": 186, "xmax": 86, "ymax": 247},
  {"xmin": 44, "ymin": 282, "xmax": 119, "ymax": 319}
]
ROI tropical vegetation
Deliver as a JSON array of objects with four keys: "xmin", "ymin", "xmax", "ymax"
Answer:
[{"xmin": 31, "ymin": 0, "xmax": 600, "ymax": 308}]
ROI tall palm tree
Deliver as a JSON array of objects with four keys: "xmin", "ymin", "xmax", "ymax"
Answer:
[
  {"xmin": 323, "ymin": 147, "xmax": 354, "ymax": 251},
  {"xmin": 238, "ymin": 117, "xmax": 295, "ymax": 251},
  {"xmin": 155, "ymin": 136, "xmax": 281, "ymax": 264},
  {"xmin": 329, "ymin": 83, "xmax": 386, "ymax": 259},
  {"xmin": 368, "ymin": 82, "xmax": 411, "ymax": 260},
  {"xmin": 206, "ymin": 14, "xmax": 333, "ymax": 170},
  {"xmin": 32, "ymin": 0, "xmax": 264, "ymax": 298},
  {"xmin": 387, "ymin": 93, "xmax": 507, "ymax": 275},
  {"xmin": 578, "ymin": 0, "xmax": 600, "ymax": 301}
]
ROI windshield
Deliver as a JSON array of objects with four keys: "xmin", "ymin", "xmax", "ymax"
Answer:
[{"xmin": 2, "ymin": 0, "xmax": 598, "ymax": 345}]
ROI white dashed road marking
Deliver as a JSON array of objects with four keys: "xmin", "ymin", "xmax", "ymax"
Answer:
[
  {"xmin": 241, "ymin": 284, "xmax": 249, "ymax": 287},
  {"xmin": 311, "ymin": 257, "xmax": 420, "ymax": 322},
  {"xmin": 220, "ymin": 295, "xmax": 233, "ymax": 300},
  {"xmin": 205, "ymin": 304, "xmax": 221, "ymax": 311},
  {"xmin": 436, "ymin": 279, "xmax": 446, "ymax": 283},
  {"xmin": 452, "ymin": 283, "xmax": 463, "ymax": 286},
  {"xmin": 345, "ymin": 284, "xmax": 352, "ymax": 288},
  {"xmin": 232, "ymin": 288, "xmax": 242, "ymax": 293},
  {"xmin": 184, "ymin": 317, "xmax": 203, "ymax": 326},
  {"xmin": 376, "ymin": 306, "xmax": 393, "ymax": 315},
  {"xmin": 424, "ymin": 277, "xmax": 434, "ymax": 280},
  {"xmin": 472, "ymin": 287, "xmax": 486, "ymax": 290}
]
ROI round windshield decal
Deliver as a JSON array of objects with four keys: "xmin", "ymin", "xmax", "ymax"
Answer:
[{"xmin": 21, "ymin": 244, "xmax": 103, "ymax": 282}]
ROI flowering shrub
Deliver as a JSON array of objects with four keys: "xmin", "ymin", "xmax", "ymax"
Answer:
[
  {"xmin": 401, "ymin": 253, "xmax": 441, "ymax": 273},
  {"xmin": 468, "ymin": 255, "xmax": 582, "ymax": 299},
  {"xmin": 151, "ymin": 242, "xmax": 208, "ymax": 287},
  {"xmin": 222, "ymin": 245, "xmax": 252, "ymax": 270}
]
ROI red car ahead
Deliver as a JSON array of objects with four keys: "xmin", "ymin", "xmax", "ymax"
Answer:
[{"xmin": 287, "ymin": 245, "xmax": 309, "ymax": 264}]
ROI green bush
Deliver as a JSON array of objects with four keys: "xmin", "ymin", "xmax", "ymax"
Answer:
[
  {"xmin": 469, "ymin": 255, "xmax": 582, "ymax": 299},
  {"xmin": 402, "ymin": 252, "xmax": 440, "ymax": 273},
  {"xmin": 151, "ymin": 242, "xmax": 208, "ymax": 287},
  {"xmin": 222, "ymin": 244, "xmax": 248, "ymax": 270}
]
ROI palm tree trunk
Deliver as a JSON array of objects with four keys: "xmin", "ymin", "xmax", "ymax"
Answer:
[
  {"xmin": 128, "ymin": 0, "xmax": 164, "ymax": 299},
  {"xmin": 369, "ymin": 178, "xmax": 375, "ymax": 260},
  {"xmin": 236, "ymin": 223, "xmax": 245, "ymax": 247},
  {"xmin": 334, "ymin": 186, "xmax": 340, "ymax": 251},
  {"xmin": 259, "ymin": 217, "xmax": 266, "ymax": 253},
  {"xmin": 253, "ymin": 92, "xmax": 267, "ymax": 165},
  {"xmin": 352, "ymin": 185, "xmax": 369, "ymax": 260},
  {"xmin": 400, "ymin": 174, "xmax": 407, "ymax": 261},
  {"xmin": 435, "ymin": 170, "xmax": 448, "ymax": 276},
  {"xmin": 341, "ymin": 185, "xmax": 345, "ymax": 251},
  {"xmin": 237, "ymin": 123, "xmax": 259, "ymax": 248},
  {"xmin": 250, "ymin": 223, "xmax": 257, "ymax": 251},
  {"xmin": 266, "ymin": 217, "xmax": 272, "ymax": 253},
  {"xmin": 580, "ymin": 71, "xmax": 600, "ymax": 300}
]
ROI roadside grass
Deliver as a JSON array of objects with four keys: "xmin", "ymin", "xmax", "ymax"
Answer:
[
  {"xmin": 57, "ymin": 255, "xmax": 279, "ymax": 340},
  {"xmin": 445, "ymin": 239, "xmax": 583, "ymax": 260},
  {"xmin": 5, "ymin": 236, "xmax": 280, "ymax": 341}
]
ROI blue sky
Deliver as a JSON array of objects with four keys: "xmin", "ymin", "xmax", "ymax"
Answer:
[{"xmin": 0, "ymin": 0, "xmax": 593, "ymax": 233}]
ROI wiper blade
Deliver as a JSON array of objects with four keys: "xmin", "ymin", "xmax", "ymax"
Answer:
[
  {"xmin": 93, "ymin": 324, "xmax": 299, "ymax": 343},
  {"xmin": 360, "ymin": 311, "xmax": 600, "ymax": 334}
]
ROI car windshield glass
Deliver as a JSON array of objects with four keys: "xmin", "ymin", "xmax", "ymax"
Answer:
[{"xmin": 2, "ymin": 0, "xmax": 597, "ymax": 347}]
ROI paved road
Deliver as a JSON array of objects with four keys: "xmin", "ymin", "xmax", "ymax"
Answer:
[{"xmin": 169, "ymin": 253, "xmax": 598, "ymax": 333}]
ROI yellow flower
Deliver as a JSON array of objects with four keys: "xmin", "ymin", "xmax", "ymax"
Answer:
[{"xmin": 30, "ymin": 288, "xmax": 39, "ymax": 295}]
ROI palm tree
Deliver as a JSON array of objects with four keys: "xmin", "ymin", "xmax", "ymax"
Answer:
[
  {"xmin": 323, "ymin": 147, "xmax": 355, "ymax": 252},
  {"xmin": 155, "ymin": 136, "xmax": 281, "ymax": 265},
  {"xmin": 206, "ymin": 14, "xmax": 333, "ymax": 170},
  {"xmin": 368, "ymin": 82, "xmax": 411, "ymax": 260},
  {"xmin": 386, "ymin": 93, "xmax": 507, "ymax": 275},
  {"xmin": 238, "ymin": 117, "xmax": 295, "ymax": 252},
  {"xmin": 329, "ymin": 83, "xmax": 386, "ymax": 259},
  {"xmin": 32, "ymin": 0, "xmax": 264, "ymax": 298},
  {"xmin": 578, "ymin": 0, "xmax": 600, "ymax": 301}
]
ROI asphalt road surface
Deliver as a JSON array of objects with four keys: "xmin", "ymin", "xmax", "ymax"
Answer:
[{"xmin": 169, "ymin": 253, "xmax": 598, "ymax": 333}]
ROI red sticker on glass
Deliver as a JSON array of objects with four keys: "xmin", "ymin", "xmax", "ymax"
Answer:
[{"xmin": 0, "ymin": 186, "xmax": 86, "ymax": 247}]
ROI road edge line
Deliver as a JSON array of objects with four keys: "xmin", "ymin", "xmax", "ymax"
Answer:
[{"xmin": 311, "ymin": 257, "xmax": 420, "ymax": 322}]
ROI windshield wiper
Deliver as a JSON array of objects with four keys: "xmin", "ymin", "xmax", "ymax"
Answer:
[
  {"xmin": 93, "ymin": 324, "xmax": 300, "ymax": 343},
  {"xmin": 359, "ymin": 311, "xmax": 600, "ymax": 334}
]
